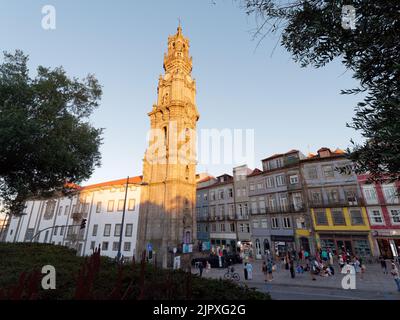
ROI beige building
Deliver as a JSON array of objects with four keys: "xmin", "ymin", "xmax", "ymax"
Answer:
[{"xmin": 136, "ymin": 25, "xmax": 200, "ymax": 268}]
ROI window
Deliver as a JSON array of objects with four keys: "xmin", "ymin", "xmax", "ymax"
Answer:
[
  {"xmin": 114, "ymin": 224, "xmax": 122, "ymax": 236},
  {"xmin": 261, "ymin": 219, "xmax": 268, "ymax": 228},
  {"xmin": 53, "ymin": 226, "xmax": 58, "ymax": 236},
  {"xmin": 389, "ymin": 208, "xmax": 400, "ymax": 224},
  {"xmin": 283, "ymin": 217, "xmax": 291, "ymax": 228},
  {"xmin": 220, "ymin": 224, "xmax": 225, "ymax": 232},
  {"xmin": 219, "ymin": 205, "xmax": 225, "ymax": 217},
  {"xmin": 296, "ymin": 217, "xmax": 306, "ymax": 229},
  {"xmin": 102, "ymin": 242, "xmax": 109, "ymax": 251},
  {"xmin": 289, "ymin": 175, "xmax": 299, "ymax": 185},
  {"xmin": 211, "ymin": 191, "xmax": 216, "ymax": 201},
  {"xmin": 92, "ymin": 224, "xmax": 98, "ymax": 236},
  {"xmin": 230, "ymin": 223, "xmax": 235, "ymax": 232},
  {"xmin": 276, "ymin": 175, "xmax": 286, "ymax": 186},
  {"xmin": 241, "ymin": 188, "xmax": 247, "ymax": 197},
  {"xmin": 104, "ymin": 224, "xmax": 111, "ymax": 237},
  {"xmin": 228, "ymin": 188, "xmax": 233, "ymax": 198},
  {"xmin": 58, "ymin": 206, "xmax": 63, "ymax": 216},
  {"xmin": 249, "ymin": 183, "xmax": 255, "ymax": 191},
  {"xmin": 211, "ymin": 224, "xmax": 216, "ymax": 232},
  {"xmin": 307, "ymin": 167, "xmax": 318, "ymax": 179},
  {"xmin": 269, "ymin": 197, "xmax": 277, "ymax": 212},
  {"xmin": 60, "ymin": 226, "xmax": 64, "ymax": 236},
  {"xmin": 363, "ymin": 186, "xmax": 378, "ymax": 204},
  {"xmin": 382, "ymin": 184, "xmax": 399, "ymax": 204},
  {"xmin": 245, "ymin": 224, "xmax": 250, "ymax": 233},
  {"xmin": 125, "ymin": 224, "xmax": 133, "ymax": 237},
  {"xmin": 368, "ymin": 208, "xmax": 384, "ymax": 225},
  {"xmin": 259, "ymin": 197, "xmax": 266, "ymax": 213},
  {"xmin": 44, "ymin": 230, "xmax": 49, "ymax": 243},
  {"xmin": 124, "ymin": 242, "xmax": 131, "ymax": 251},
  {"xmin": 353, "ymin": 240, "xmax": 371, "ymax": 256},
  {"xmin": 257, "ymin": 182, "xmax": 264, "ymax": 190},
  {"xmin": 67, "ymin": 226, "xmax": 73, "ymax": 236},
  {"xmin": 322, "ymin": 165, "xmax": 334, "ymax": 178},
  {"xmin": 128, "ymin": 199, "xmax": 136, "ymax": 211},
  {"xmin": 107, "ymin": 200, "xmax": 115, "ymax": 212},
  {"xmin": 315, "ymin": 210, "xmax": 328, "ymax": 225},
  {"xmin": 117, "ymin": 199, "xmax": 125, "ymax": 211},
  {"xmin": 90, "ymin": 241, "xmax": 96, "ymax": 250},
  {"xmin": 276, "ymin": 158, "xmax": 283, "ymax": 168},
  {"xmin": 350, "ymin": 209, "xmax": 364, "ymax": 225},
  {"xmin": 251, "ymin": 201, "xmax": 257, "ymax": 214},
  {"xmin": 64, "ymin": 205, "xmax": 69, "ymax": 215},
  {"xmin": 112, "ymin": 242, "xmax": 119, "ymax": 251},
  {"xmin": 328, "ymin": 189, "xmax": 340, "ymax": 203},
  {"xmin": 311, "ymin": 191, "xmax": 322, "ymax": 204},
  {"xmin": 266, "ymin": 177, "xmax": 275, "ymax": 188},
  {"xmin": 253, "ymin": 219, "xmax": 259, "ymax": 228},
  {"xmin": 279, "ymin": 194, "xmax": 289, "ymax": 211},
  {"xmin": 96, "ymin": 202, "xmax": 102, "ymax": 213},
  {"xmin": 239, "ymin": 224, "xmax": 244, "ymax": 233},
  {"xmin": 332, "ymin": 209, "xmax": 346, "ymax": 225},
  {"xmin": 25, "ymin": 228, "xmax": 34, "ymax": 241},
  {"xmin": 218, "ymin": 190, "xmax": 224, "ymax": 199},
  {"xmin": 271, "ymin": 217, "xmax": 279, "ymax": 229}
]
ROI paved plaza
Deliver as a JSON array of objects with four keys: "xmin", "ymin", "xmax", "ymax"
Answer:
[{"xmin": 192, "ymin": 259, "xmax": 400, "ymax": 300}]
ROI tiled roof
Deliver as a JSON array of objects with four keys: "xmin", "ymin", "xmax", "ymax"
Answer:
[{"xmin": 81, "ymin": 176, "xmax": 143, "ymax": 190}]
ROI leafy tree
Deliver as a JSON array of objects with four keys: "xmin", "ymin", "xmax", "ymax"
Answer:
[
  {"xmin": 0, "ymin": 50, "xmax": 103, "ymax": 215},
  {"xmin": 243, "ymin": 0, "xmax": 400, "ymax": 181}
]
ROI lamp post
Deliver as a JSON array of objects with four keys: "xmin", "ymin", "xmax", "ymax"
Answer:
[{"xmin": 116, "ymin": 176, "xmax": 130, "ymax": 263}]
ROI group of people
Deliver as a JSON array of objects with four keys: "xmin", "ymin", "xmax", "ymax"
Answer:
[{"xmin": 379, "ymin": 255, "xmax": 400, "ymax": 292}]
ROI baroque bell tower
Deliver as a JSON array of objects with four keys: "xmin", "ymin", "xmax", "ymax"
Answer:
[{"xmin": 137, "ymin": 25, "xmax": 199, "ymax": 268}]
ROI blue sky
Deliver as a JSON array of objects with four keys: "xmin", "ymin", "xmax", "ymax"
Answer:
[{"xmin": 0, "ymin": 0, "xmax": 363, "ymax": 185}]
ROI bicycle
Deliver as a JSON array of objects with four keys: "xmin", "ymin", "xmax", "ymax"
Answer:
[{"xmin": 224, "ymin": 266, "xmax": 240, "ymax": 281}]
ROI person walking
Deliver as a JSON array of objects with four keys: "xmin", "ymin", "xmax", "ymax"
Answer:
[
  {"xmin": 246, "ymin": 262, "xmax": 253, "ymax": 280},
  {"xmin": 390, "ymin": 262, "xmax": 400, "ymax": 292},
  {"xmin": 328, "ymin": 248, "xmax": 334, "ymax": 266},
  {"xmin": 262, "ymin": 261, "xmax": 268, "ymax": 282},
  {"xmin": 244, "ymin": 262, "xmax": 248, "ymax": 280},
  {"xmin": 379, "ymin": 255, "xmax": 388, "ymax": 274},
  {"xmin": 267, "ymin": 259, "xmax": 274, "ymax": 282},
  {"xmin": 289, "ymin": 258, "xmax": 295, "ymax": 279},
  {"xmin": 198, "ymin": 261, "xmax": 204, "ymax": 277}
]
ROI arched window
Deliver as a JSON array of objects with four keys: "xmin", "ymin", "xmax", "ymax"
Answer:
[{"xmin": 163, "ymin": 126, "xmax": 168, "ymax": 146}]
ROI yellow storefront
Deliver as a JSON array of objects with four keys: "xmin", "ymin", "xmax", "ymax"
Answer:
[{"xmin": 311, "ymin": 207, "xmax": 375, "ymax": 257}]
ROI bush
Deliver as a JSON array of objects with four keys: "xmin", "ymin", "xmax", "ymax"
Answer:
[{"xmin": 0, "ymin": 243, "xmax": 270, "ymax": 300}]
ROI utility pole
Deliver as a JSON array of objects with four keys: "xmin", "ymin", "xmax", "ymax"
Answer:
[{"xmin": 117, "ymin": 176, "xmax": 129, "ymax": 263}]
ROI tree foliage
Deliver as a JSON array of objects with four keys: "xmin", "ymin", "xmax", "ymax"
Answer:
[
  {"xmin": 0, "ymin": 51, "xmax": 103, "ymax": 214},
  {"xmin": 243, "ymin": 0, "xmax": 400, "ymax": 181}
]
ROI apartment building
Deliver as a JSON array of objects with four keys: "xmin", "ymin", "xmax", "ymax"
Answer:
[{"xmin": 358, "ymin": 174, "xmax": 400, "ymax": 258}]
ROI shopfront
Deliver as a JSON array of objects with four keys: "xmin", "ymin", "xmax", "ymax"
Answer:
[
  {"xmin": 318, "ymin": 233, "xmax": 372, "ymax": 257},
  {"xmin": 271, "ymin": 235, "xmax": 295, "ymax": 258},
  {"xmin": 372, "ymin": 230, "xmax": 400, "ymax": 259}
]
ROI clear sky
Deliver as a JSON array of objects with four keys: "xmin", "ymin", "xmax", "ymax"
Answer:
[{"xmin": 0, "ymin": 0, "xmax": 363, "ymax": 185}]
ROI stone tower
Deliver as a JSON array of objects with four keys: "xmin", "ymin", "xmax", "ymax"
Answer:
[{"xmin": 136, "ymin": 25, "xmax": 199, "ymax": 268}]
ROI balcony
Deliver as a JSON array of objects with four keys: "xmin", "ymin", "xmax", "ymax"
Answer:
[
  {"xmin": 250, "ymin": 203, "xmax": 305, "ymax": 215},
  {"xmin": 308, "ymin": 197, "xmax": 364, "ymax": 208}
]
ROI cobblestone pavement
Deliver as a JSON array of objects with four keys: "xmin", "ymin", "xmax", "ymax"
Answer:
[{"xmin": 192, "ymin": 260, "xmax": 400, "ymax": 300}]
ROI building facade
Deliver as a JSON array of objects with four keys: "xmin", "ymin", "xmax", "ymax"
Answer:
[
  {"xmin": 4, "ymin": 177, "xmax": 142, "ymax": 260},
  {"xmin": 301, "ymin": 148, "xmax": 373, "ymax": 257},
  {"xmin": 358, "ymin": 174, "xmax": 400, "ymax": 259}
]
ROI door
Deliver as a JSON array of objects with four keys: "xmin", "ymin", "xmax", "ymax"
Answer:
[
  {"xmin": 336, "ymin": 240, "xmax": 353, "ymax": 255},
  {"xmin": 255, "ymin": 239, "xmax": 262, "ymax": 259}
]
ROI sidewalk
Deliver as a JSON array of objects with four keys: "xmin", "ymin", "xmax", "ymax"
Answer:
[{"xmin": 192, "ymin": 260, "xmax": 400, "ymax": 299}]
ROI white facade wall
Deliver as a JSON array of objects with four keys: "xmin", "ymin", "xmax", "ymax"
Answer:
[{"xmin": 4, "ymin": 180, "xmax": 142, "ymax": 261}]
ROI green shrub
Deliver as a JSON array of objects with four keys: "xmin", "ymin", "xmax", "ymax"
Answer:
[{"xmin": 0, "ymin": 243, "xmax": 270, "ymax": 300}]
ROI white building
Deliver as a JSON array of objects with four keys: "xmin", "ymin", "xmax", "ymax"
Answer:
[{"xmin": 4, "ymin": 176, "xmax": 142, "ymax": 260}]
